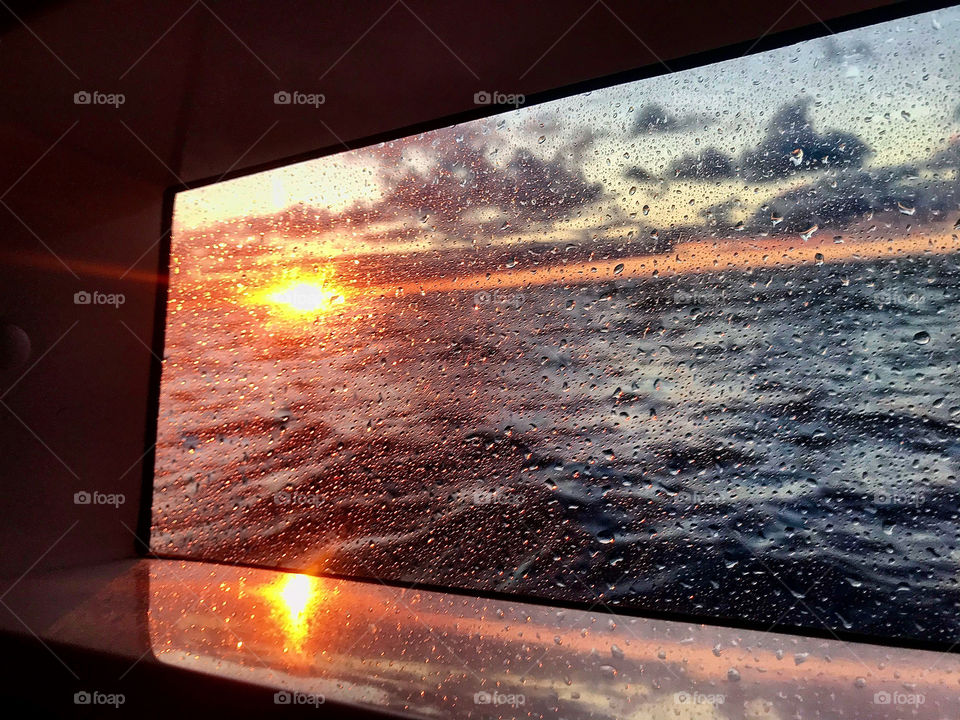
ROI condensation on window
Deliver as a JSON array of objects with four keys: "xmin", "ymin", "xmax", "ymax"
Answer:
[{"xmin": 152, "ymin": 6, "xmax": 960, "ymax": 646}]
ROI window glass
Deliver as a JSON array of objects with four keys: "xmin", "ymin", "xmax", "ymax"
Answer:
[{"xmin": 153, "ymin": 5, "xmax": 960, "ymax": 646}]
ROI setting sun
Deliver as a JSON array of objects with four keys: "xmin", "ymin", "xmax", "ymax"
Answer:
[{"xmin": 267, "ymin": 280, "xmax": 345, "ymax": 314}]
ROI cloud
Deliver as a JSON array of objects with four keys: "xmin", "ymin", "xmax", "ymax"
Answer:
[
  {"xmin": 381, "ymin": 140, "xmax": 604, "ymax": 233},
  {"xmin": 624, "ymin": 166, "xmax": 655, "ymax": 182},
  {"xmin": 668, "ymin": 148, "xmax": 735, "ymax": 180},
  {"xmin": 740, "ymin": 100, "xmax": 870, "ymax": 182},
  {"xmin": 199, "ymin": 128, "xmax": 609, "ymax": 251},
  {"xmin": 631, "ymin": 103, "xmax": 686, "ymax": 134},
  {"xmin": 929, "ymin": 137, "xmax": 960, "ymax": 169},
  {"xmin": 821, "ymin": 36, "xmax": 874, "ymax": 64},
  {"xmin": 752, "ymin": 165, "xmax": 958, "ymax": 233},
  {"xmin": 561, "ymin": 127, "xmax": 606, "ymax": 165}
]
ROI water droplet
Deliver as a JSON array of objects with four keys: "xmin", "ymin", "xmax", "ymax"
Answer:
[{"xmin": 597, "ymin": 531, "xmax": 615, "ymax": 544}]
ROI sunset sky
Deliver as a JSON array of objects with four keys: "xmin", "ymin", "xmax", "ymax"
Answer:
[{"xmin": 173, "ymin": 5, "xmax": 959, "ymax": 264}]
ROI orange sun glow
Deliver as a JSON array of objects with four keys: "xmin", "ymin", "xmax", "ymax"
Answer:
[{"xmin": 265, "ymin": 279, "xmax": 346, "ymax": 315}]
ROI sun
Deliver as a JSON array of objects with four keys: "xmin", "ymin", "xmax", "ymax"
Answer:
[{"xmin": 266, "ymin": 280, "xmax": 345, "ymax": 314}]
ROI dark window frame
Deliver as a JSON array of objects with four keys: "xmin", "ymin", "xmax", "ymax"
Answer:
[{"xmin": 139, "ymin": 0, "xmax": 960, "ymax": 655}]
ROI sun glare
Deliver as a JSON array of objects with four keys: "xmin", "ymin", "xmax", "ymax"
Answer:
[
  {"xmin": 279, "ymin": 574, "xmax": 314, "ymax": 617},
  {"xmin": 260, "ymin": 573, "xmax": 322, "ymax": 649},
  {"xmin": 267, "ymin": 280, "xmax": 345, "ymax": 314}
]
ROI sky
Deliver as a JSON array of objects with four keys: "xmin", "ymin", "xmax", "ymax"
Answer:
[{"xmin": 173, "ymin": 5, "xmax": 960, "ymax": 258}]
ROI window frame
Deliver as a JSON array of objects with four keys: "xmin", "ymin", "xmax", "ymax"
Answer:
[{"xmin": 139, "ymin": 0, "xmax": 960, "ymax": 656}]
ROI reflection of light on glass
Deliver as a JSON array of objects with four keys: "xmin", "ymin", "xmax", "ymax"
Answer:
[
  {"xmin": 280, "ymin": 574, "xmax": 313, "ymax": 617},
  {"xmin": 263, "ymin": 573, "xmax": 321, "ymax": 650}
]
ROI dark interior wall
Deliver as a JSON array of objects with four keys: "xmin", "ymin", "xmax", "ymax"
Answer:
[{"xmin": 0, "ymin": 0, "xmax": 897, "ymax": 577}]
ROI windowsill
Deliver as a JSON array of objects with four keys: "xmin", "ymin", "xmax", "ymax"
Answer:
[{"xmin": 1, "ymin": 558, "xmax": 955, "ymax": 718}]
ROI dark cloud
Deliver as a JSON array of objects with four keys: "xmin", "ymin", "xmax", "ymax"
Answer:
[
  {"xmin": 624, "ymin": 166, "xmax": 655, "ymax": 182},
  {"xmin": 196, "ymin": 130, "xmax": 607, "ymax": 248},
  {"xmin": 631, "ymin": 103, "xmax": 686, "ymax": 134},
  {"xmin": 929, "ymin": 137, "xmax": 960, "ymax": 169},
  {"xmin": 740, "ymin": 100, "xmax": 869, "ymax": 182},
  {"xmin": 751, "ymin": 166, "xmax": 959, "ymax": 233},
  {"xmin": 821, "ymin": 36, "xmax": 874, "ymax": 64},
  {"xmin": 383, "ymin": 141, "xmax": 603, "ymax": 232},
  {"xmin": 668, "ymin": 148, "xmax": 735, "ymax": 180}
]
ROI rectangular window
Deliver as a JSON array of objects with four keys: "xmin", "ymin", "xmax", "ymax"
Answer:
[{"xmin": 150, "ymin": 4, "xmax": 960, "ymax": 648}]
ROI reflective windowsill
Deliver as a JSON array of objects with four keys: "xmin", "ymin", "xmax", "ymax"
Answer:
[{"xmin": 13, "ymin": 558, "xmax": 959, "ymax": 718}]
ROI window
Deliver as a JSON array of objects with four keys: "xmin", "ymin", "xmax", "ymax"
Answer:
[{"xmin": 151, "ymin": 4, "xmax": 960, "ymax": 647}]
